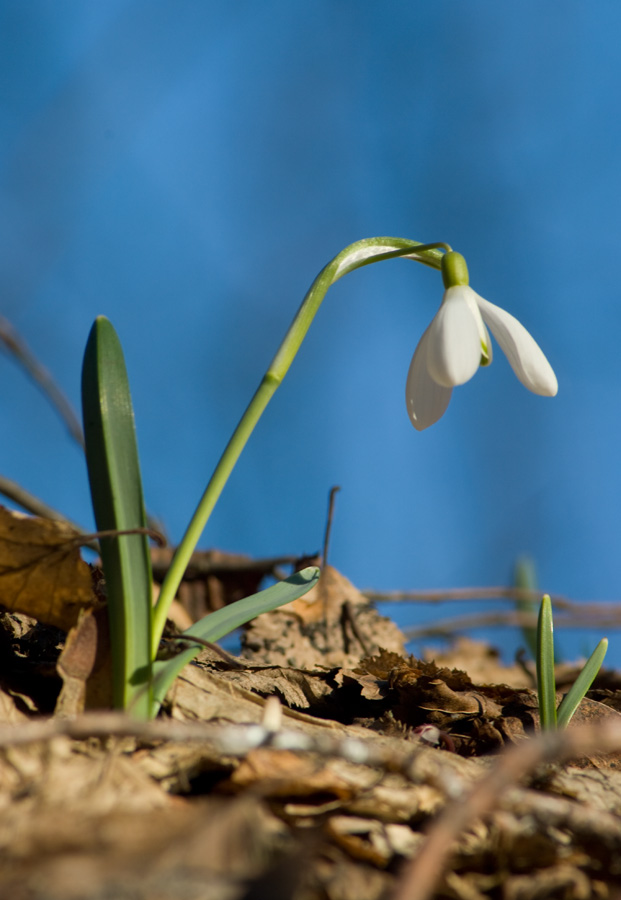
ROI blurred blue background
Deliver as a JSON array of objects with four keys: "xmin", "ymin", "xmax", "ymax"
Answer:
[{"xmin": 1, "ymin": 2, "xmax": 619, "ymax": 664}]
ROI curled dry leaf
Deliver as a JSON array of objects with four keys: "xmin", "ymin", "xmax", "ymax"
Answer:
[{"xmin": 0, "ymin": 506, "xmax": 95, "ymax": 631}]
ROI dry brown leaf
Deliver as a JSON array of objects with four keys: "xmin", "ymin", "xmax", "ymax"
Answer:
[
  {"xmin": 352, "ymin": 653, "xmax": 621, "ymax": 764},
  {"xmin": 425, "ymin": 637, "xmax": 534, "ymax": 689},
  {"xmin": 560, "ymin": 697, "xmax": 621, "ymax": 769},
  {"xmin": 502, "ymin": 865, "xmax": 593, "ymax": 900},
  {"xmin": 56, "ymin": 606, "xmax": 113, "ymax": 715},
  {"xmin": 0, "ymin": 685, "xmax": 31, "ymax": 724},
  {"xmin": 214, "ymin": 662, "xmax": 335, "ymax": 710},
  {"xmin": 326, "ymin": 816, "xmax": 423, "ymax": 866},
  {"xmin": 315, "ymin": 855, "xmax": 392, "ymax": 900},
  {"xmin": 0, "ymin": 795, "xmax": 291, "ymax": 900},
  {"xmin": 230, "ymin": 747, "xmax": 358, "ymax": 799},
  {"xmin": 0, "ymin": 507, "xmax": 95, "ymax": 631}
]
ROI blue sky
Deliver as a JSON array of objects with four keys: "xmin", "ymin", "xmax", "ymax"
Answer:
[{"xmin": 1, "ymin": 2, "xmax": 620, "ymax": 663}]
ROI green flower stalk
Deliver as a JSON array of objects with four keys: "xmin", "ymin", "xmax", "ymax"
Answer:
[
  {"xmin": 151, "ymin": 238, "xmax": 455, "ymax": 652},
  {"xmin": 153, "ymin": 237, "xmax": 559, "ymax": 646}
]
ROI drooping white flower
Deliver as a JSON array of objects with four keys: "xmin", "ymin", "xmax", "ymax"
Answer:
[{"xmin": 405, "ymin": 252, "xmax": 558, "ymax": 431}]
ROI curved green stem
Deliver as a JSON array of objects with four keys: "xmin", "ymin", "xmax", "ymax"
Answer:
[{"xmin": 151, "ymin": 237, "xmax": 447, "ymax": 652}]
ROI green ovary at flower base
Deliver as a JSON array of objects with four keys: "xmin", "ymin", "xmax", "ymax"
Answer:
[{"xmin": 405, "ymin": 251, "xmax": 558, "ymax": 431}]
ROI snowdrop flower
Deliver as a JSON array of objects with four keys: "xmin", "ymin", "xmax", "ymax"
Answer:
[{"xmin": 406, "ymin": 251, "xmax": 558, "ymax": 430}]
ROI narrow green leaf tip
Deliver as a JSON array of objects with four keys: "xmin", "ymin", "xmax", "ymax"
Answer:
[
  {"xmin": 556, "ymin": 637, "xmax": 608, "ymax": 729},
  {"xmin": 536, "ymin": 594, "xmax": 557, "ymax": 730}
]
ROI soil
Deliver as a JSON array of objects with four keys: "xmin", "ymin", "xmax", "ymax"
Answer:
[{"xmin": 1, "ymin": 564, "xmax": 621, "ymax": 900}]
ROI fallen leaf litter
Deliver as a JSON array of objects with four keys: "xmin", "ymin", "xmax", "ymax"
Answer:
[{"xmin": 0, "ymin": 517, "xmax": 620, "ymax": 898}]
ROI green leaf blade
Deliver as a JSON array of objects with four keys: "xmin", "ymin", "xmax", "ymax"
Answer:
[
  {"xmin": 184, "ymin": 566, "xmax": 320, "ymax": 642},
  {"xmin": 557, "ymin": 638, "xmax": 608, "ymax": 729},
  {"xmin": 150, "ymin": 566, "xmax": 320, "ymax": 715},
  {"xmin": 81, "ymin": 316, "xmax": 153, "ymax": 715}
]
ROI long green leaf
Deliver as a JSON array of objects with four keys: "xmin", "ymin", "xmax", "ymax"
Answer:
[
  {"xmin": 81, "ymin": 316, "xmax": 153, "ymax": 716},
  {"xmin": 149, "ymin": 566, "xmax": 320, "ymax": 715},
  {"xmin": 536, "ymin": 594, "xmax": 557, "ymax": 730},
  {"xmin": 557, "ymin": 638, "xmax": 608, "ymax": 729}
]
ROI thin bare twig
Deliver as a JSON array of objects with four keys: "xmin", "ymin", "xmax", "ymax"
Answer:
[
  {"xmin": 0, "ymin": 711, "xmax": 417, "ymax": 773},
  {"xmin": 63, "ymin": 527, "xmax": 166, "ymax": 548},
  {"xmin": 367, "ymin": 586, "xmax": 571, "ymax": 605},
  {"xmin": 0, "ymin": 497, "xmax": 165, "ymax": 555},
  {"xmin": 0, "ymin": 474, "xmax": 87, "ymax": 530},
  {"xmin": 0, "ymin": 713, "xmax": 222, "ymax": 748},
  {"xmin": 0, "ymin": 315, "xmax": 84, "ymax": 447},
  {"xmin": 369, "ymin": 586, "xmax": 621, "ymax": 619},
  {"xmin": 150, "ymin": 549, "xmax": 300, "ymax": 581},
  {"xmin": 404, "ymin": 608, "xmax": 621, "ymax": 640},
  {"xmin": 0, "ymin": 315, "xmax": 167, "ymax": 539},
  {"xmin": 160, "ymin": 634, "xmax": 246, "ymax": 669},
  {"xmin": 320, "ymin": 485, "xmax": 340, "ymax": 632},
  {"xmin": 322, "ymin": 485, "xmax": 341, "ymax": 567}
]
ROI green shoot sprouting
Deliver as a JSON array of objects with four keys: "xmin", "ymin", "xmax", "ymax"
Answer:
[{"xmin": 536, "ymin": 594, "xmax": 607, "ymax": 730}]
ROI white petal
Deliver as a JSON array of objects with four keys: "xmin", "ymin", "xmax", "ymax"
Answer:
[
  {"xmin": 464, "ymin": 288, "xmax": 493, "ymax": 364},
  {"xmin": 405, "ymin": 325, "xmax": 453, "ymax": 430},
  {"xmin": 475, "ymin": 294, "xmax": 558, "ymax": 396},
  {"xmin": 426, "ymin": 286, "xmax": 484, "ymax": 388}
]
